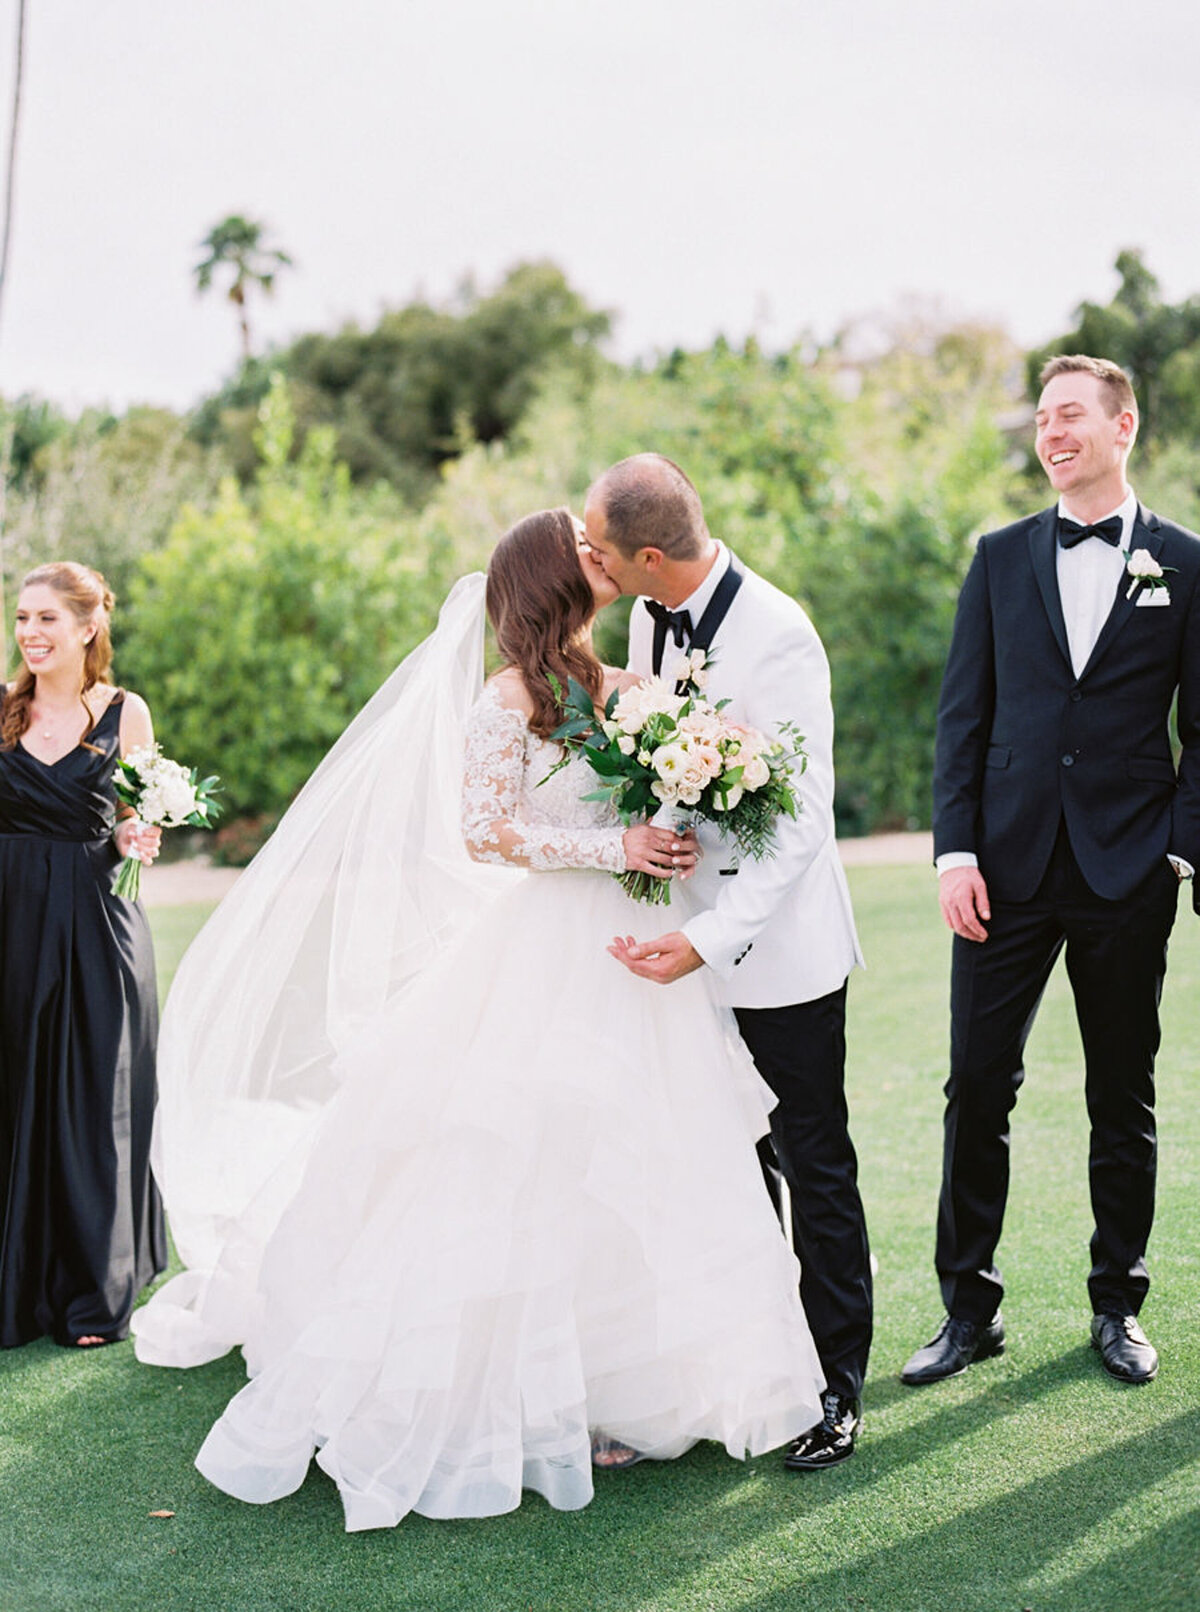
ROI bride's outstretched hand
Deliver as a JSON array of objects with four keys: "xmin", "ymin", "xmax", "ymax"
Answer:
[{"xmin": 621, "ymin": 824, "xmax": 699, "ymax": 880}]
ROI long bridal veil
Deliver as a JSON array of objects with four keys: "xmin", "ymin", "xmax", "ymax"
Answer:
[{"xmin": 134, "ymin": 572, "xmax": 518, "ymax": 1365}]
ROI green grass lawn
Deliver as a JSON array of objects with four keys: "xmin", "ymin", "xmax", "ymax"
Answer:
[{"xmin": 3, "ymin": 866, "xmax": 1197, "ymax": 1611}]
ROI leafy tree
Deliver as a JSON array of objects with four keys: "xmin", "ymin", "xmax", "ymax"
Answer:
[
  {"xmin": 123, "ymin": 378, "xmax": 455, "ymax": 829},
  {"xmin": 190, "ymin": 261, "xmax": 610, "ymax": 489},
  {"xmin": 194, "ymin": 214, "xmax": 293, "ymax": 360},
  {"xmin": 0, "ymin": 393, "xmax": 70, "ymax": 488},
  {"xmin": 1029, "ymin": 249, "xmax": 1200, "ymax": 451},
  {"xmin": 2, "ymin": 406, "xmax": 222, "ymax": 611}
]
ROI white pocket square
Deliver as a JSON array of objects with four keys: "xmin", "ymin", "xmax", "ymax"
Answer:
[{"xmin": 1135, "ymin": 589, "xmax": 1171, "ymax": 607}]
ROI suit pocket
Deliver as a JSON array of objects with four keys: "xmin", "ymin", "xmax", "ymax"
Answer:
[
  {"xmin": 985, "ymin": 745, "xmax": 1011, "ymax": 769},
  {"xmin": 1126, "ymin": 756, "xmax": 1177, "ymax": 784}
]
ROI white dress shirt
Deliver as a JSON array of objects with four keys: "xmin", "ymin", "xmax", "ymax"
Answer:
[{"xmin": 1056, "ymin": 488, "xmax": 1137, "ymax": 677}]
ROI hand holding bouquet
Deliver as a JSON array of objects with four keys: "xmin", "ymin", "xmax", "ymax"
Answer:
[
  {"xmin": 111, "ymin": 744, "xmax": 222, "ymax": 900},
  {"xmin": 549, "ymin": 651, "xmax": 804, "ymax": 904}
]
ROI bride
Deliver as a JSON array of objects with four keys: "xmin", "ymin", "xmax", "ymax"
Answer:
[{"xmin": 133, "ymin": 509, "xmax": 824, "ymax": 1530}]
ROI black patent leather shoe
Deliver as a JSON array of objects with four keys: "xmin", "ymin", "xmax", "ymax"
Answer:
[
  {"xmin": 1091, "ymin": 1313, "xmax": 1158, "ymax": 1384},
  {"xmin": 783, "ymin": 1391, "xmax": 861, "ymax": 1471},
  {"xmin": 900, "ymin": 1312, "xmax": 1005, "ymax": 1385}
]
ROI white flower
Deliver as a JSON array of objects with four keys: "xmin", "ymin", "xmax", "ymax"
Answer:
[
  {"xmin": 652, "ymin": 742, "xmax": 689, "ymax": 782},
  {"xmin": 714, "ymin": 783, "xmax": 744, "ymax": 812},
  {"xmin": 617, "ymin": 734, "xmax": 636, "ymax": 755},
  {"xmin": 651, "ymin": 779, "xmax": 678, "ymax": 804},
  {"xmin": 665, "ymin": 647, "xmax": 710, "ymax": 689},
  {"xmin": 678, "ymin": 710, "xmax": 723, "ymax": 742},
  {"xmin": 742, "ymin": 754, "xmax": 771, "ymax": 790},
  {"xmin": 610, "ymin": 677, "xmax": 685, "ymax": 736},
  {"xmin": 637, "ymin": 750, "xmax": 652, "ymax": 767},
  {"xmin": 1125, "ymin": 548, "xmax": 1163, "ymax": 579},
  {"xmin": 677, "ymin": 784, "xmax": 703, "ymax": 806}
]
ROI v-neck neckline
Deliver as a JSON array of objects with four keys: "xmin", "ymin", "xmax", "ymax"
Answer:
[{"xmin": 15, "ymin": 692, "xmax": 122, "ymax": 769}]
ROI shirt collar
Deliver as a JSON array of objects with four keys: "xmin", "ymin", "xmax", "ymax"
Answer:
[
  {"xmin": 1057, "ymin": 487, "xmax": 1138, "ymax": 546},
  {"xmin": 675, "ymin": 542, "xmax": 729, "ymax": 620}
]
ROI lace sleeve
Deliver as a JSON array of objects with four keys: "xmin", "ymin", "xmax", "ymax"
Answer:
[{"xmin": 461, "ymin": 686, "xmax": 627, "ymax": 873}]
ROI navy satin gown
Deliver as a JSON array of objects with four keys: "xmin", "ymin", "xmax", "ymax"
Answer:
[{"xmin": 0, "ymin": 690, "xmax": 166, "ymax": 1346}]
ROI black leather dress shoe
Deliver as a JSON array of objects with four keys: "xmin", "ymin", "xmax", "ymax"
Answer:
[
  {"xmin": 900, "ymin": 1312, "xmax": 1005, "ymax": 1385},
  {"xmin": 783, "ymin": 1391, "xmax": 861, "ymax": 1471},
  {"xmin": 1091, "ymin": 1313, "xmax": 1158, "ymax": 1383}
]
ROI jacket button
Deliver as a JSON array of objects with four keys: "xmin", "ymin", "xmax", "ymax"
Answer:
[
  {"xmin": 1061, "ymin": 754, "xmax": 1075, "ymax": 766},
  {"xmin": 1070, "ymin": 689, "xmax": 1082, "ymax": 703}
]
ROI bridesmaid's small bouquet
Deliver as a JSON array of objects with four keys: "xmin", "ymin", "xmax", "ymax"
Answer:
[
  {"xmin": 111, "ymin": 744, "xmax": 222, "ymax": 900},
  {"xmin": 547, "ymin": 652, "xmax": 804, "ymax": 905}
]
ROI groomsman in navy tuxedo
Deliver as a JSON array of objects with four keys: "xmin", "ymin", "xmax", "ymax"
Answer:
[
  {"xmin": 903, "ymin": 355, "xmax": 1200, "ymax": 1389},
  {"xmin": 584, "ymin": 454, "xmax": 872, "ymax": 1469}
]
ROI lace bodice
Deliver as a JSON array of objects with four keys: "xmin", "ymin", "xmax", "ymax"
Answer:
[{"xmin": 461, "ymin": 682, "xmax": 626, "ymax": 873}]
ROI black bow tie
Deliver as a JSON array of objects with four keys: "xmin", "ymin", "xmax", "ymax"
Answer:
[
  {"xmin": 646, "ymin": 601, "xmax": 692, "ymax": 647},
  {"xmin": 1057, "ymin": 515, "xmax": 1123, "ymax": 549}
]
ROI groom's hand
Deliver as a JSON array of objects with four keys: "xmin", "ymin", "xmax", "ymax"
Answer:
[
  {"xmin": 939, "ymin": 866, "xmax": 991, "ymax": 942},
  {"xmin": 608, "ymin": 931, "xmax": 704, "ymax": 983}
]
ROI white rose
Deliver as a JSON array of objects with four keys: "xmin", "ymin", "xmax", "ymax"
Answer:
[
  {"xmin": 666, "ymin": 651, "xmax": 693, "ymax": 686},
  {"xmin": 651, "ymin": 779, "xmax": 678, "ymax": 804},
  {"xmin": 681, "ymin": 739, "xmax": 715, "ymax": 772},
  {"xmin": 677, "ymin": 784, "xmax": 703, "ymax": 806},
  {"xmin": 1126, "ymin": 548, "xmax": 1163, "ymax": 579},
  {"xmin": 742, "ymin": 754, "xmax": 770, "ymax": 790},
  {"xmin": 159, "ymin": 774, "xmax": 200, "ymax": 824}
]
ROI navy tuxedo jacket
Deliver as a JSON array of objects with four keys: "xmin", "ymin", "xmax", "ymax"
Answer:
[{"xmin": 933, "ymin": 504, "xmax": 1200, "ymax": 912}]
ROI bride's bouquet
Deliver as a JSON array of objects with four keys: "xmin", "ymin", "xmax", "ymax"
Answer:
[
  {"xmin": 548, "ymin": 651, "xmax": 804, "ymax": 904},
  {"xmin": 111, "ymin": 744, "xmax": 222, "ymax": 900}
]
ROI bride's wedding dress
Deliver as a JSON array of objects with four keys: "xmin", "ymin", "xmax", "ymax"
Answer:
[{"xmin": 134, "ymin": 578, "xmax": 823, "ymax": 1530}]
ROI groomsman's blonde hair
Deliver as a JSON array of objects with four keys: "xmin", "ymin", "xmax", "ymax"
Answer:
[{"xmin": 1039, "ymin": 354, "xmax": 1138, "ymax": 428}]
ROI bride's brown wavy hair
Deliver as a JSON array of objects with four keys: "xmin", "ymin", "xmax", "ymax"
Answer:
[
  {"xmin": 1, "ymin": 562, "xmax": 116, "ymax": 752},
  {"xmin": 486, "ymin": 508, "xmax": 603, "ymax": 739}
]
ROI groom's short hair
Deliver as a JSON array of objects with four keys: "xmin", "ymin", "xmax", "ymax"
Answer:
[
  {"xmin": 591, "ymin": 454, "xmax": 709, "ymax": 560},
  {"xmin": 1039, "ymin": 354, "xmax": 1138, "ymax": 422}
]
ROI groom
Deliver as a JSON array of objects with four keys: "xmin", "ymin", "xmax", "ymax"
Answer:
[
  {"xmin": 903, "ymin": 354, "xmax": 1200, "ymax": 1390},
  {"xmin": 585, "ymin": 453, "xmax": 872, "ymax": 1469}
]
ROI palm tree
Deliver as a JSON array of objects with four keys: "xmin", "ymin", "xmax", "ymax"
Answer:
[
  {"xmin": 194, "ymin": 214, "xmax": 293, "ymax": 360},
  {"xmin": 0, "ymin": 0, "xmax": 29, "ymax": 667}
]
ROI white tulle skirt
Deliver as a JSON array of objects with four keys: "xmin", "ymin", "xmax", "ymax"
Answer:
[{"xmin": 142, "ymin": 869, "xmax": 824, "ymax": 1530}]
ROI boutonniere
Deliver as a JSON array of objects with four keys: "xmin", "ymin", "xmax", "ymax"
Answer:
[{"xmin": 1124, "ymin": 547, "xmax": 1177, "ymax": 601}]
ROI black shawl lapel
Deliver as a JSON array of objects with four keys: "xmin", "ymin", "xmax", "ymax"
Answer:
[
  {"xmin": 1028, "ymin": 508, "xmax": 1072, "ymax": 669},
  {"xmin": 1080, "ymin": 505, "xmax": 1165, "ymax": 678}
]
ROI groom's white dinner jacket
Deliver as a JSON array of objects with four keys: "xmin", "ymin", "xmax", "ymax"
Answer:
[{"xmin": 628, "ymin": 547, "xmax": 863, "ymax": 1010}]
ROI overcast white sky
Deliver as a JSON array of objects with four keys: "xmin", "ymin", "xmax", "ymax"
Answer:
[{"xmin": 1, "ymin": 0, "xmax": 1197, "ymax": 412}]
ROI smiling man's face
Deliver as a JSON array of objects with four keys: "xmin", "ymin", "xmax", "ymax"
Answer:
[{"xmin": 1035, "ymin": 370, "xmax": 1134, "ymax": 509}]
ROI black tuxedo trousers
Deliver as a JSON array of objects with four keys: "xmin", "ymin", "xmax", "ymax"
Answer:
[
  {"xmin": 939, "ymin": 823, "xmax": 1178, "ymax": 1323},
  {"xmin": 735, "ymin": 987, "xmax": 873, "ymax": 1400}
]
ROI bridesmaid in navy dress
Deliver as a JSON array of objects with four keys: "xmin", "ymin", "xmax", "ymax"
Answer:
[{"xmin": 0, "ymin": 562, "xmax": 166, "ymax": 1347}]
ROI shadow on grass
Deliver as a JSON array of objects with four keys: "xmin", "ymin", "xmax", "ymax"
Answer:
[
  {"xmin": 730, "ymin": 1408, "xmax": 1200, "ymax": 1612},
  {"xmin": 1049, "ymin": 1506, "xmax": 1200, "ymax": 1609},
  {"xmin": 4, "ymin": 1331, "xmax": 1195, "ymax": 1612}
]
